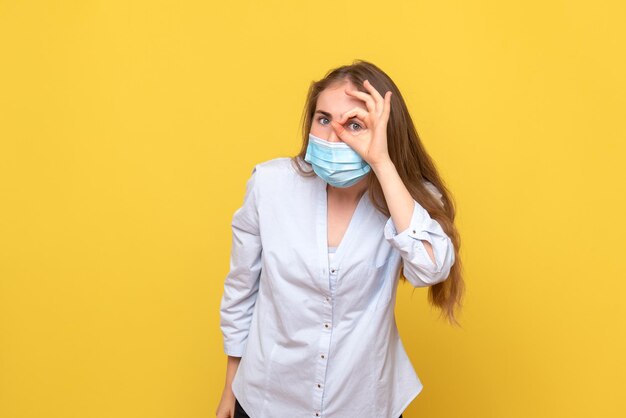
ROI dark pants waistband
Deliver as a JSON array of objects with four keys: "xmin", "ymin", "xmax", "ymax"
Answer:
[{"xmin": 234, "ymin": 397, "xmax": 404, "ymax": 418}]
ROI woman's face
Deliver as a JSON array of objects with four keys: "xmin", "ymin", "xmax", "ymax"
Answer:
[{"xmin": 311, "ymin": 81, "xmax": 368, "ymax": 143}]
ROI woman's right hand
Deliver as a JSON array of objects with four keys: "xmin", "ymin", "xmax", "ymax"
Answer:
[{"xmin": 215, "ymin": 384, "xmax": 236, "ymax": 418}]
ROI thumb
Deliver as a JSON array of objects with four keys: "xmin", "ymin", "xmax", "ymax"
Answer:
[{"xmin": 330, "ymin": 120, "xmax": 356, "ymax": 148}]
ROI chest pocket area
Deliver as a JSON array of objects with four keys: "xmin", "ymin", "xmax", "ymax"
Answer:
[{"xmin": 366, "ymin": 256, "xmax": 395, "ymax": 311}]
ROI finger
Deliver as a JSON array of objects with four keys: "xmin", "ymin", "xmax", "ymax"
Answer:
[
  {"xmin": 382, "ymin": 90, "xmax": 392, "ymax": 123},
  {"xmin": 363, "ymin": 79, "xmax": 384, "ymax": 110},
  {"xmin": 331, "ymin": 117, "xmax": 366, "ymax": 143},
  {"xmin": 338, "ymin": 107, "xmax": 370, "ymax": 127},
  {"xmin": 330, "ymin": 120, "xmax": 362, "ymax": 151},
  {"xmin": 330, "ymin": 120, "xmax": 348, "ymax": 141},
  {"xmin": 344, "ymin": 87, "xmax": 376, "ymax": 114}
]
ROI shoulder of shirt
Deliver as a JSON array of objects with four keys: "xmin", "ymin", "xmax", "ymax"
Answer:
[
  {"xmin": 422, "ymin": 179, "xmax": 444, "ymax": 202},
  {"xmin": 253, "ymin": 156, "xmax": 293, "ymax": 172},
  {"xmin": 251, "ymin": 156, "xmax": 302, "ymax": 181}
]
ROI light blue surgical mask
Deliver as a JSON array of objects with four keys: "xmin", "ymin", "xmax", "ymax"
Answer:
[{"xmin": 304, "ymin": 133, "xmax": 371, "ymax": 188}]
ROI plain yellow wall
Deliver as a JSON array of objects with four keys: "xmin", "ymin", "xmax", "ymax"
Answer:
[{"xmin": 1, "ymin": 1, "xmax": 625, "ymax": 417}]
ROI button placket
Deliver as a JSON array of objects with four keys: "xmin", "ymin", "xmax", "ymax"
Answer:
[{"xmin": 313, "ymin": 265, "xmax": 335, "ymax": 416}]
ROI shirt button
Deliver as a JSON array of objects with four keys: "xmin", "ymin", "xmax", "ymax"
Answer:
[
  {"xmin": 324, "ymin": 323, "xmax": 330, "ymax": 328},
  {"xmin": 317, "ymin": 383, "xmax": 322, "ymax": 388},
  {"xmin": 325, "ymin": 296, "xmax": 330, "ymax": 302},
  {"xmin": 330, "ymin": 268, "xmax": 336, "ymax": 273},
  {"xmin": 320, "ymin": 354, "xmax": 325, "ymax": 359},
  {"xmin": 412, "ymin": 229, "xmax": 416, "ymax": 234},
  {"xmin": 315, "ymin": 413, "xmax": 320, "ymax": 417}
]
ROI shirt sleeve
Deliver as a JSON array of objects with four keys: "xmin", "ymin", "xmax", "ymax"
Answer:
[
  {"xmin": 383, "ymin": 184, "xmax": 455, "ymax": 287},
  {"xmin": 219, "ymin": 165, "xmax": 262, "ymax": 357}
]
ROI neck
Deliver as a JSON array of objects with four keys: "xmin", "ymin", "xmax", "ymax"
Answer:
[{"xmin": 326, "ymin": 175, "xmax": 369, "ymax": 203}]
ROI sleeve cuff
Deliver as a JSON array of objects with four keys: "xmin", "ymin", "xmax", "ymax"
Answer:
[
  {"xmin": 383, "ymin": 199, "xmax": 435, "ymax": 256},
  {"xmin": 382, "ymin": 199, "xmax": 456, "ymax": 286},
  {"xmin": 382, "ymin": 198, "xmax": 457, "ymax": 282},
  {"xmin": 223, "ymin": 341, "xmax": 247, "ymax": 357}
]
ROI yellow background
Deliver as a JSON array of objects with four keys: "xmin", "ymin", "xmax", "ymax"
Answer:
[{"xmin": 1, "ymin": 1, "xmax": 624, "ymax": 417}]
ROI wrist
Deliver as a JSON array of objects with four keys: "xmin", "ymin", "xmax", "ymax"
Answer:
[
  {"xmin": 222, "ymin": 382, "xmax": 235, "ymax": 396},
  {"xmin": 370, "ymin": 158, "xmax": 395, "ymax": 175}
]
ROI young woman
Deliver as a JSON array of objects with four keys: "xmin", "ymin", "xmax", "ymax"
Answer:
[{"xmin": 216, "ymin": 60, "xmax": 465, "ymax": 418}]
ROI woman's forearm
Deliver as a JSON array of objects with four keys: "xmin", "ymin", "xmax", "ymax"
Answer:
[
  {"xmin": 372, "ymin": 160, "xmax": 437, "ymax": 264},
  {"xmin": 224, "ymin": 355, "xmax": 242, "ymax": 392}
]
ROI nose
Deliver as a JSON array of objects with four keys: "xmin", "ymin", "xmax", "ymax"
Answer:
[{"xmin": 326, "ymin": 127, "xmax": 341, "ymax": 143}]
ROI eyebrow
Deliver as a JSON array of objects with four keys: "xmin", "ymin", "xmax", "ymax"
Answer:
[{"xmin": 314, "ymin": 110, "xmax": 360, "ymax": 120}]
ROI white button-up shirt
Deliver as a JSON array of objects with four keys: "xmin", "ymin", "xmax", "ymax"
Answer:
[{"xmin": 220, "ymin": 157, "xmax": 455, "ymax": 418}]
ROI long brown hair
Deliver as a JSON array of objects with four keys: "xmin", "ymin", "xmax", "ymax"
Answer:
[{"xmin": 291, "ymin": 59, "xmax": 465, "ymax": 326}]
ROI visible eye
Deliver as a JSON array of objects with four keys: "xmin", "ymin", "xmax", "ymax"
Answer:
[
  {"xmin": 317, "ymin": 116, "xmax": 363, "ymax": 131},
  {"xmin": 317, "ymin": 116, "xmax": 330, "ymax": 126},
  {"xmin": 347, "ymin": 121, "xmax": 363, "ymax": 131}
]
